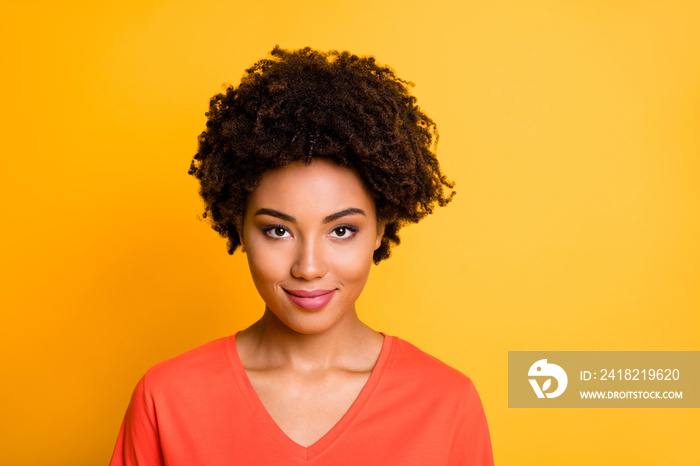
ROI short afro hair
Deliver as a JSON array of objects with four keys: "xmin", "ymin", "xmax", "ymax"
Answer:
[{"xmin": 188, "ymin": 45, "xmax": 455, "ymax": 264}]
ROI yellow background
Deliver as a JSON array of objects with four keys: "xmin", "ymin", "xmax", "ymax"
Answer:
[{"xmin": 1, "ymin": 0, "xmax": 698, "ymax": 464}]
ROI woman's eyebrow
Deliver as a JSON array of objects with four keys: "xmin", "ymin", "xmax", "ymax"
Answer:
[
  {"xmin": 254, "ymin": 208, "xmax": 295, "ymax": 222},
  {"xmin": 322, "ymin": 208, "xmax": 366, "ymax": 223},
  {"xmin": 253, "ymin": 207, "xmax": 366, "ymax": 223}
]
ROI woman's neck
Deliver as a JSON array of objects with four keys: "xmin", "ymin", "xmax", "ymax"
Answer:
[{"xmin": 236, "ymin": 306, "xmax": 383, "ymax": 373}]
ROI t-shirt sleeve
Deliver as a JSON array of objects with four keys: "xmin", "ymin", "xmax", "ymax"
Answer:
[
  {"xmin": 447, "ymin": 378, "xmax": 495, "ymax": 466},
  {"xmin": 109, "ymin": 373, "xmax": 165, "ymax": 466}
]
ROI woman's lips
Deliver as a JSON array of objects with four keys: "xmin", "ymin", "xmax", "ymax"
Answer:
[{"xmin": 284, "ymin": 289, "xmax": 337, "ymax": 310}]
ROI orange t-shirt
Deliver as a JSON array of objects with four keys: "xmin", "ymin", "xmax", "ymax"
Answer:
[{"xmin": 110, "ymin": 333, "xmax": 493, "ymax": 465}]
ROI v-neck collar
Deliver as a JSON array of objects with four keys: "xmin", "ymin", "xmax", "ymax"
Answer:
[{"xmin": 226, "ymin": 331, "xmax": 393, "ymax": 462}]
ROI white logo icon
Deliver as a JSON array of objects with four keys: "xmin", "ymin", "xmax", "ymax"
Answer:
[{"xmin": 528, "ymin": 359, "xmax": 568, "ymax": 398}]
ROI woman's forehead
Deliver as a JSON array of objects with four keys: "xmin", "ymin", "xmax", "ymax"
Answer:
[{"xmin": 246, "ymin": 159, "xmax": 376, "ymax": 217}]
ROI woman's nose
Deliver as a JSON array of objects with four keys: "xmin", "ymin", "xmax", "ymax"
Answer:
[{"xmin": 290, "ymin": 238, "xmax": 328, "ymax": 280}]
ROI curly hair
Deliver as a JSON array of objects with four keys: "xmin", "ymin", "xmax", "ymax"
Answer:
[{"xmin": 188, "ymin": 45, "xmax": 455, "ymax": 264}]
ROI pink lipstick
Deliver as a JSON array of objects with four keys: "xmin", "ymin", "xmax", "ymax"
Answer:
[{"xmin": 284, "ymin": 289, "xmax": 336, "ymax": 310}]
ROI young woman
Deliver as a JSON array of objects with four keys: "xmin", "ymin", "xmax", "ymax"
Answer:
[{"xmin": 110, "ymin": 46, "xmax": 493, "ymax": 465}]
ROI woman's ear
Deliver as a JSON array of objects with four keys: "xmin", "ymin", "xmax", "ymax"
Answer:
[
  {"xmin": 235, "ymin": 220, "xmax": 246, "ymax": 252},
  {"xmin": 374, "ymin": 222, "xmax": 386, "ymax": 251}
]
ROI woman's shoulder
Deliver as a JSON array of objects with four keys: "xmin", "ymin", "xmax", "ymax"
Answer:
[
  {"xmin": 140, "ymin": 334, "xmax": 234, "ymax": 391},
  {"xmin": 385, "ymin": 334, "xmax": 476, "ymax": 392}
]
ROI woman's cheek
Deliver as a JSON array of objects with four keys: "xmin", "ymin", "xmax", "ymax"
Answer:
[
  {"xmin": 331, "ymin": 241, "xmax": 374, "ymax": 282},
  {"xmin": 248, "ymin": 245, "xmax": 286, "ymax": 288}
]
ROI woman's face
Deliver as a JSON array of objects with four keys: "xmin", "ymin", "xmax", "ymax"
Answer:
[{"xmin": 240, "ymin": 158, "xmax": 385, "ymax": 335}]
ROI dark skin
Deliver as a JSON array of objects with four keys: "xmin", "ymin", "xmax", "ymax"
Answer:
[{"xmin": 234, "ymin": 159, "xmax": 385, "ymax": 447}]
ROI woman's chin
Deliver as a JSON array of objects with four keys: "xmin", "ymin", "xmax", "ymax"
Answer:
[{"xmin": 263, "ymin": 303, "xmax": 359, "ymax": 336}]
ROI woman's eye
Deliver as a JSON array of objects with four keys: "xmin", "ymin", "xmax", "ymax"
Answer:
[
  {"xmin": 330, "ymin": 225, "xmax": 357, "ymax": 239},
  {"xmin": 264, "ymin": 226, "xmax": 290, "ymax": 238}
]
